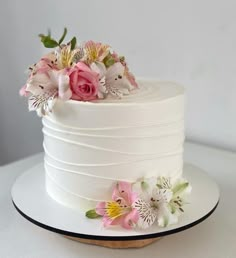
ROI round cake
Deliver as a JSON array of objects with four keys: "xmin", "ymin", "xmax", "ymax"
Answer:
[
  {"xmin": 20, "ymin": 30, "xmax": 191, "ymax": 230},
  {"xmin": 43, "ymin": 80, "xmax": 185, "ymax": 211}
]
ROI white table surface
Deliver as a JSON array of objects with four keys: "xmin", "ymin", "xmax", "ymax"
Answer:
[{"xmin": 0, "ymin": 141, "xmax": 235, "ymax": 258}]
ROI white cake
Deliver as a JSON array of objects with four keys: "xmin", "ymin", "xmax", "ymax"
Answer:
[
  {"xmin": 42, "ymin": 79, "xmax": 185, "ymax": 211},
  {"xmin": 19, "ymin": 30, "xmax": 191, "ymax": 230}
]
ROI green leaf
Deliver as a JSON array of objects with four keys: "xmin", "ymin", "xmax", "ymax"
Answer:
[
  {"xmin": 59, "ymin": 27, "xmax": 67, "ymax": 45},
  {"xmin": 172, "ymin": 182, "xmax": 189, "ymax": 197},
  {"xmin": 38, "ymin": 33, "xmax": 45, "ymax": 39},
  {"xmin": 39, "ymin": 34, "xmax": 59, "ymax": 48},
  {"xmin": 42, "ymin": 37, "xmax": 59, "ymax": 48},
  {"xmin": 104, "ymin": 57, "xmax": 115, "ymax": 67},
  {"xmin": 86, "ymin": 209, "xmax": 101, "ymax": 219},
  {"xmin": 70, "ymin": 36, "xmax": 77, "ymax": 50}
]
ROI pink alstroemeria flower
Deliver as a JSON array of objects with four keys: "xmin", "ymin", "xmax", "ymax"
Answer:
[
  {"xmin": 29, "ymin": 52, "xmax": 59, "ymax": 76},
  {"xmin": 83, "ymin": 40, "xmax": 110, "ymax": 64},
  {"xmin": 95, "ymin": 182, "xmax": 139, "ymax": 229}
]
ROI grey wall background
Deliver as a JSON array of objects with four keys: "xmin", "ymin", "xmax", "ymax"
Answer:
[{"xmin": 0, "ymin": 0, "xmax": 235, "ymax": 165}]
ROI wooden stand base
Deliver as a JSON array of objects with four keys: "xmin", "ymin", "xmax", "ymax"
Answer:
[{"xmin": 64, "ymin": 235, "xmax": 160, "ymax": 248}]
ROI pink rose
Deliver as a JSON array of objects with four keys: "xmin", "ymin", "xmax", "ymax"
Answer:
[{"xmin": 69, "ymin": 62, "xmax": 99, "ymax": 101}]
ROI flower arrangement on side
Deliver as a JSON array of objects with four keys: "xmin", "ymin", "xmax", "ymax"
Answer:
[
  {"xmin": 19, "ymin": 28, "xmax": 138, "ymax": 116},
  {"xmin": 86, "ymin": 176, "xmax": 191, "ymax": 230}
]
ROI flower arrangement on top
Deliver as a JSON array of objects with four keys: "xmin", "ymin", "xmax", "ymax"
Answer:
[{"xmin": 19, "ymin": 28, "xmax": 138, "ymax": 116}]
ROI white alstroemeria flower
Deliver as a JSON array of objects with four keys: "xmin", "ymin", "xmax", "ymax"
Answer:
[
  {"xmin": 168, "ymin": 178, "xmax": 192, "ymax": 214},
  {"xmin": 132, "ymin": 176, "xmax": 191, "ymax": 229},
  {"xmin": 90, "ymin": 61, "xmax": 134, "ymax": 99},
  {"xmin": 105, "ymin": 62, "xmax": 133, "ymax": 98},
  {"xmin": 133, "ymin": 183, "xmax": 176, "ymax": 229},
  {"xmin": 28, "ymin": 89, "xmax": 57, "ymax": 117},
  {"xmin": 90, "ymin": 62, "xmax": 107, "ymax": 99}
]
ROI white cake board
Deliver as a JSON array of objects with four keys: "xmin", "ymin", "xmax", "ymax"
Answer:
[{"xmin": 11, "ymin": 163, "xmax": 219, "ymax": 247}]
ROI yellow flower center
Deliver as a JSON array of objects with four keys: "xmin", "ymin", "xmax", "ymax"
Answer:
[
  {"xmin": 59, "ymin": 46, "xmax": 78, "ymax": 68},
  {"xmin": 85, "ymin": 45, "xmax": 98, "ymax": 63},
  {"xmin": 83, "ymin": 42, "xmax": 110, "ymax": 64},
  {"xmin": 105, "ymin": 202, "xmax": 128, "ymax": 219}
]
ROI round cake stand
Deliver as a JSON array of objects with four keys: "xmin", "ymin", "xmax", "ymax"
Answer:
[{"xmin": 11, "ymin": 163, "xmax": 219, "ymax": 248}]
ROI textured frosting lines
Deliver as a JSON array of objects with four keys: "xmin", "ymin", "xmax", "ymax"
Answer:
[{"xmin": 43, "ymin": 81, "xmax": 185, "ymax": 211}]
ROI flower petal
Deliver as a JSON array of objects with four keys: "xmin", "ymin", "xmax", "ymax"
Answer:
[
  {"xmin": 36, "ymin": 106, "xmax": 45, "ymax": 117},
  {"xmin": 79, "ymin": 71, "xmax": 99, "ymax": 87},
  {"xmin": 90, "ymin": 62, "xmax": 106, "ymax": 78},
  {"xmin": 112, "ymin": 181, "xmax": 133, "ymax": 205},
  {"xmin": 71, "ymin": 93, "xmax": 82, "ymax": 101},
  {"xmin": 90, "ymin": 62, "xmax": 107, "ymax": 98},
  {"xmin": 47, "ymin": 97, "xmax": 57, "ymax": 111},
  {"xmin": 126, "ymin": 71, "xmax": 138, "ymax": 88},
  {"xmin": 172, "ymin": 178, "xmax": 192, "ymax": 197},
  {"xmin": 133, "ymin": 199, "xmax": 157, "ymax": 229},
  {"xmin": 97, "ymin": 76, "xmax": 107, "ymax": 99},
  {"xmin": 58, "ymin": 73, "xmax": 72, "ymax": 100},
  {"xmin": 106, "ymin": 62, "xmax": 124, "ymax": 82},
  {"xmin": 157, "ymin": 205, "xmax": 178, "ymax": 227},
  {"xmin": 26, "ymin": 72, "xmax": 57, "ymax": 95},
  {"xmin": 69, "ymin": 71, "xmax": 78, "ymax": 86},
  {"xmin": 28, "ymin": 89, "xmax": 57, "ymax": 116},
  {"xmin": 121, "ymin": 209, "xmax": 139, "ymax": 229},
  {"xmin": 157, "ymin": 177, "xmax": 172, "ymax": 189},
  {"xmin": 95, "ymin": 202, "xmax": 106, "ymax": 216},
  {"xmin": 132, "ymin": 178, "xmax": 157, "ymax": 203},
  {"xmin": 102, "ymin": 217, "xmax": 114, "ymax": 227},
  {"xmin": 105, "ymin": 62, "xmax": 133, "ymax": 97},
  {"xmin": 152, "ymin": 188, "xmax": 173, "ymax": 204},
  {"xmin": 19, "ymin": 85, "xmax": 29, "ymax": 97},
  {"xmin": 75, "ymin": 62, "xmax": 94, "ymax": 73}
]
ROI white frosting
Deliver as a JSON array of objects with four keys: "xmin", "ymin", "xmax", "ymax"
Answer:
[{"xmin": 43, "ymin": 80, "xmax": 185, "ymax": 211}]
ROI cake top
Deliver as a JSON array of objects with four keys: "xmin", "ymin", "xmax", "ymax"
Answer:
[
  {"xmin": 91, "ymin": 80, "xmax": 184, "ymax": 104},
  {"xmin": 19, "ymin": 28, "xmax": 138, "ymax": 116}
]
